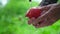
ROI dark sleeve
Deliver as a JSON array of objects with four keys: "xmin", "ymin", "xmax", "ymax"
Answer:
[
  {"xmin": 29, "ymin": 0, "xmax": 31, "ymax": 2},
  {"xmin": 39, "ymin": 0, "xmax": 58, "ymax": 6}
]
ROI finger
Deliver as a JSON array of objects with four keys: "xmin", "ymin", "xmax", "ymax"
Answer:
[
  {"xmin": 35, "ymin": 19, "xmax": 48, "ymax": 28},
  {"xmin": 35, "ymin": 18, "xmax": 57, "ymax": 28},
  {"xmin": 28, "ymin": 19, "xmax": 31, "ymax": 24},
  {"xmin": 36, "ymin": 11, "xmax": 48, "ymax": 22},
  {"xmin": 35, "ymin": 19, "xmax": 50, "ymax": 28},
  {"xmin": 28, "ymin": 17, "xmax": 36, "ymax": 24},
  {"xmin": 39, "ymin": 19, "xmax": 51, "ymax": 27}
]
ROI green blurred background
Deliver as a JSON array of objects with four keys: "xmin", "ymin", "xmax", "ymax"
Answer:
[{"xmin": 0, "ymin": 0, "xmax": 60, "ymax": 34}]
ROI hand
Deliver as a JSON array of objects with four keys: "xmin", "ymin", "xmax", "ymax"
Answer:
[
  {"xmin": 28, "ymin": 3, "xmax": 60, "ymax": 28},
  {"xmin": 27, "ymin": 5, "xmax": 51, "ymax": 25},
  {"xmin": 35, "ymin": 3, "xmax": 60, "ymax": 28}
]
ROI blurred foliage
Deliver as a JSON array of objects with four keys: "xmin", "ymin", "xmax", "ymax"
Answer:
[{"xmin": 0, "ymin": 0, "xmax": 60, "ymax": 34}]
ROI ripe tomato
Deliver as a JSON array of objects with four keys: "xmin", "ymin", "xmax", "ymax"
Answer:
[{"xmin": 26, "ymin": 8, "xmax": 42, "ymax": 19}]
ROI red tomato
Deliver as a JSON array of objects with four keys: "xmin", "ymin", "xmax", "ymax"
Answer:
[{"xmin": 26, "ymin": 8, "xmax": 42, "ymax": 19}]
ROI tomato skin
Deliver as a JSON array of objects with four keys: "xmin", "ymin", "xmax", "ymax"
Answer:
[{"xmin": 26, "ymin": 8, "xmax": 42, "ymax": 19}]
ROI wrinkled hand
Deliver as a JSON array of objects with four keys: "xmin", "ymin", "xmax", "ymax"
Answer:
[{"xmin": 28, "ymin": 3, "xmax": 60, "ymax": 28}]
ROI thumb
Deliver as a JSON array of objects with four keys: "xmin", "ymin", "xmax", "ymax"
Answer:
[{"xmin": 36, "ymin": 10, "xmax": 50, "ymax": 23}]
